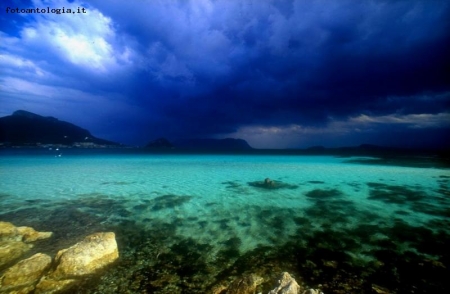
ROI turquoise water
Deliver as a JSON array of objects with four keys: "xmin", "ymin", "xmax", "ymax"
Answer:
[{"xmin": 1, "ymin": 150, "xmax": 449, "ymax": 293}]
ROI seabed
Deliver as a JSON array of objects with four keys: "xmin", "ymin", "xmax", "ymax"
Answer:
[{"xmin": 0, "ymin": 152, "xmax": 449, "ymax": 293}]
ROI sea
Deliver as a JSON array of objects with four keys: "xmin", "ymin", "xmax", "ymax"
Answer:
[{"xmin": 0, "ymin": 149, "xmax": 449, "ymax": 293}]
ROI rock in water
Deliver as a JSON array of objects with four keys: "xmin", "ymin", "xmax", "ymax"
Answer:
[
  {"xmin": 0, "ymin": 222, "xmax": 15, "ymax": 240},
  {"xmin": 35, "ymin": 278, "xmax": 78, "ymax": 294},
  {"xmin": 227, "ymin": 274, "xmax": 264, "ymax": 294},
  {"xmin": 52, "ymin": 232, "xmax": 119, "ymax": 279},
  {"xmin": 0, "ymin": 221, "xmax": 53, "ymax": 243},
  {"xmin": 248, "ymin": 179, "xmax": 298, "ymax": 190},
  {"xmin": 35, "ymin": 232, "xmax": 118, "ymax": 293},
  {"xmin": 268, "ymin": 272, "xmax": 301, "ymax": 294},
  {"xmin": 0, "ymin": 241, "xmax": 32, "ymax": 270},
  {"xmin": 15, "ymin": 227, "xmax": 53, "ymax": 243},
  {"xmin": 0, "ymin": 253, "xmax": 52, "ymax": 294},
  {"xmin": 303, "ymin": 289, "xmax": 323, "ymax": 294},
  {"xmin": 0, "ymin": 222, "xmax": 52, "ymax": 269}
]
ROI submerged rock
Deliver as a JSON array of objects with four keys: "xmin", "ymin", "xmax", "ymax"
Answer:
[
  {"xmin": 0, "ymin": 241, "xmax": 32, "ymax": 270},
  {"xmin": 213, "ymin": 272, "xmax": 312, "ymax": 294},
  {"xmin": 264, "ymin": 178, "xmax": 275, "ymax": 188},
  {"xmin": 248, "ymin": 179, "xmax": 298, "ymax": 190},
  {"xmin": 150, "ymin": 194, "xmax": 194, "ymax": 211},
  {"xmin": 303, "ymin": 289, "xmax": 323, "ymax": 294},
  {"xmin": 371, "ymin": 284, "xmax": 390, "ymax": 294},
  {"xmin": 227, "ymin": 274, "xmax": 264, "ymax": 294},
  {"xmin": 304, "ymin": 189, "xmax": 343, "ymax": 199},
  {"xmin": 36, "ymin": 232, "xmax": 118, "ymax": 293},
  {"xmin": 0, "ymin": 221, "xmax": 53, "ymax": 243},
  {"xmin": 35, "ymin": 278, "xmax": 78, "ymax": 294},
  {"xmin": 0, "ymin": 253, "xmax": 51, "ymax": 294},
  {"xmin": 52, "ymin": 232, "xmax": 118, "ymax": 279},
  {"xmin": 15, "ymin": 226, "xmax": 53, "ymax": 243},
  {"xmin": 0, "ymin": 222, "xmax": 15, "ymax": 240},
  {"xmin": 268, "ymin": 272, "xmax": 301, "ymax": 294},
  {"xmin": 0, "ymin": 222, "xmax": 52, "ymax": 269}
]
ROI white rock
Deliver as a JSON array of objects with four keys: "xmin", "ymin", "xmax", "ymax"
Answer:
[{"xmin": 268, "ymin": 272, "xmax": 301, "ymax": 294}]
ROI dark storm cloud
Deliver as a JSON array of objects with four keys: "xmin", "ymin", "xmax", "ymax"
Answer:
[
  {"xmin": 109, "ymin": 0, "xmax": 450, "ymax": 124},
  {"xmin": 1, "ymin": 0, "xmax": 449, "ymax": 147}
]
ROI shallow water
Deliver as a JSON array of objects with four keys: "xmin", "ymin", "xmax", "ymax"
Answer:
[{"xmin": 1, "ymin": 150, "xmax": 449, "ymax": 293}]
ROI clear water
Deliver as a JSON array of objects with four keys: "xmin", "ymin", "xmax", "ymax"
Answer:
[{"xmin": 1, "ymin": 150, "xmax": 449, "ymax": 293}]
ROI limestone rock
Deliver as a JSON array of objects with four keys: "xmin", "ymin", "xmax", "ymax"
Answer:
[
  {"xmin": 371, "ymin": 284, "xmax": 390, "ymax": 294},
  {"xmin": 0, "ymin": 221, "xmax": 52, "ymax": 243},
  {"xmin": 0, "ymin": 222, "xmax": 15, "ymax": 239},
  {"xmin": 0, "ymin": 241, "xmax": 32, "ymax": 269},
  {"xmin": 51, "ymin": 232, "xmax": 118, "ymax": 279},
  {"xmin": 227, "ymin": 274, "xmax": 264, "ymax": 294},
  {"xmin": 16, "ymin": 227, "xmax": 53, "ymax": 243},
  {"xmin": 3, "ymin": 285, "xmax": 35, "ymax": 294},
  {"xmin": 268, "ymin": 272, "xmax": 301, "ymax": 294},
  {"xmin": 0, "ymin": 253, "xmax": 51, "ymax": 293},
  {"xmin": 35, "ymin": 232, "xmax": 118, "ymax": 293},
  {"xmin": 34, "ymin": 278, "xmax": 77, "ymax": 294},
  {"xmin": 210, "ymin": 284, "xmax": 228, "ymax": 294},
  {"xmin": 303, "ymin": 289, "xmax": 323, "ymax": 294},
  {"xmin": 0, "ymin": 222, "xmax": 52, "ymax": 269}
]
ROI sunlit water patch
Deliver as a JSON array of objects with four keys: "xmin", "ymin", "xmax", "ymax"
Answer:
[{"xmin": 1, "ymin": 152, "xmax": 449, "ymax": 293}]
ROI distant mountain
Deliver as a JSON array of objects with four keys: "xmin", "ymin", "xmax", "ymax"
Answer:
[
  {"xmin": 174, "ymin": 138, "xmax": 253, "ymax": 150},
  {"xmin": 0, "ymin": 110, "xmax": 118, "ymax": 147},
  {"xmin": 145, "ymin": 137, "xmax": 174, "ymax": 149}
]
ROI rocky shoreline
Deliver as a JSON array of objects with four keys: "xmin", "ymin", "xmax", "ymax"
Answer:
[
  {"xmin": 0, "ymin": 222, "xmax": 118, "ymax": 293},
  {"xmin": 1, "ymin": 222, "xmax": 327, "ymax": 294}
]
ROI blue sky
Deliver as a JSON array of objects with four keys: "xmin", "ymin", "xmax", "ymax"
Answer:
[{"xmin": 1, "ymin": 0, "xmax": 449, "ymax": 148}]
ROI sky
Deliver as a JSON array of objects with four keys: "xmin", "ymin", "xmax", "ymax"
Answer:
[{"xmin": 1, "ymin": 0, "xmax": 449, "ymax": 148}]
